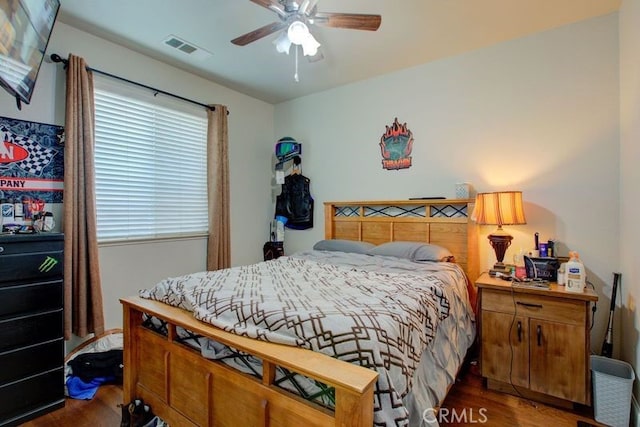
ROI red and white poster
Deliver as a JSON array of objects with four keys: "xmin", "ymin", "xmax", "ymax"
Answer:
[{"xmin": 0, "ymin": 116, "xmax": 64, "ymax": 203}]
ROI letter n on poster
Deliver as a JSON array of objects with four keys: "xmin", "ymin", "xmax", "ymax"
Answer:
[{"xmin": 0, "ymin": 116, "xmax": 64, "ymax": 203}]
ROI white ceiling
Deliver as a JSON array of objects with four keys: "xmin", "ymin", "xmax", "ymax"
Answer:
[{"xmin": 57, "ymin": 0, "xmax": 621, "ymax": 104}]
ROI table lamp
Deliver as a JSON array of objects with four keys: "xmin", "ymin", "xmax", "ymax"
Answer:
[{"xmin": 471, "ymin": 191, "xmax": 527, "ymax": 275}]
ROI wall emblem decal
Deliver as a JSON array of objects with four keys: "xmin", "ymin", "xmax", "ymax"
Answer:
[
  {"xmin": 379, "ymin": 117, "xmax": 413, "ymax": 170},
  {"xmin": 0, "ymin": 116, "xmax": 64, "ymax": 203}
]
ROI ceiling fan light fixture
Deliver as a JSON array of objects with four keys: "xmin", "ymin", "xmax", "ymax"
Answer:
[
  {"xmin": 274, "ymin": 31, "xmax": 292, "ymax": 54},
  {"xmin": 285, "ymin": 20, "xmax": 321, "ymax": 57},
  {"xmin": 300, "ymin": 35, "xmax": 320, "ymax": 56},
  {"xmin": 287, "ymin": 20, "xmax": 309, "ymax": 45}
]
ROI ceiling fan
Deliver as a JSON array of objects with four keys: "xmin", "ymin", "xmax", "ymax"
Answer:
[{"xmin": 231, "ymin": 0, "xmax": 382, "ymax": 57}]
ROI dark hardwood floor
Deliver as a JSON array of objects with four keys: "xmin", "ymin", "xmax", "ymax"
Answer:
[
  {"xmin": 439, "ymin": 361, "xmax": 603, "ymax": 426},
  {"xmin": 20, "ymin": 385, "xmax": 123, "ymax": 427},
  {"xmin": 21, "ymin": 362, "xmax": 604, "ymax": 426}
]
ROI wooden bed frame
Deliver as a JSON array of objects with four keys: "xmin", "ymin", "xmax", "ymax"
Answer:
[{"xmin": 121, "ymin": 199, "xmax": 478, "ymax": 427}]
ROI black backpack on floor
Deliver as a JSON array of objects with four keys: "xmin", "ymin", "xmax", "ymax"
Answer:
[{"xmin": 68, "ymin": 349, "xmax": 124, "ymax": 383}]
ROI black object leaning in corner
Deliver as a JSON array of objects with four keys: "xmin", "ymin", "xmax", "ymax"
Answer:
[
  {"xmin": 601, "ymin": 272, "xmax": 621, "ymax": 358},
  {"xmin": 49, "ymin": 53, "xmax": 229, "ymax": 114}
]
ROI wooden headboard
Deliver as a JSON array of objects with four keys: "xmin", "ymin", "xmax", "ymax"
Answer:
[{"xmin": 324, "ymin": 199, "xmax": 479, "ymax": 283}]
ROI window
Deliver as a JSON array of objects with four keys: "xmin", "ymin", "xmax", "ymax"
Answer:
[{"xmin": 93, "ymin": 77, "xmax": 208, "ymax": 241}]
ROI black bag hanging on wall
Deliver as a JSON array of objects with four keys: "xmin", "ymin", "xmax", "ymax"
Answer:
[{"xmin": 275, "ymin": 173, "xmax": 314, "ymax": 230}]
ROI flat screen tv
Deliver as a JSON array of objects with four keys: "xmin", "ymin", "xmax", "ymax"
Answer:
[{"xmin": 0, "ymin": 0, "xmax": 60, "ymax": 107}]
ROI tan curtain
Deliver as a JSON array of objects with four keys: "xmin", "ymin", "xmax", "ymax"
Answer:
[
  {"xmin": 206, "ymin": 105, "xmax": 231, "ymax": 270},
  {"xmin": 63, "ymin": 54, "xmax": 105, "ymax": 339}
]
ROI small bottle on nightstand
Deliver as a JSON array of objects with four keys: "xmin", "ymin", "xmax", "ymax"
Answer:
[
  {"xmin": 565, "ymin": 251, "xmax": 586, "ymax": 292},
  {"xmin": 557, "ymin": 262, "xmax": 567, "ymax": 285}
]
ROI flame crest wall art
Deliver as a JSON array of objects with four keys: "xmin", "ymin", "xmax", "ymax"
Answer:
[{"xmin": 379, "ymin": 117, "xmax": 413, "ymax": 170}]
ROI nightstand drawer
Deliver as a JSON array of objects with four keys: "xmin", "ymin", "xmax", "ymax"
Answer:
[{"xmin": 482, "ymin": 289, "xmax": 586, "ymax": 325}]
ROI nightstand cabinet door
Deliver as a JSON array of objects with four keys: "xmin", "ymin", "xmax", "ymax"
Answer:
[
  {"xmin": 529, "ymin": 319, "xmax": 586, "ymax": 403},
  {"xmin": 481, "ymin": 311, "xmax": 528, "ymax": 387}
]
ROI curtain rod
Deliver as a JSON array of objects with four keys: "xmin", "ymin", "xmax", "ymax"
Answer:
[{"xmin": 50, "ymin": 53, "xmax": 228, "ymax": 114}]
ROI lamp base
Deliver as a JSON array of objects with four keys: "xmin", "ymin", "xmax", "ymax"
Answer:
[
  {"xmin": 489, "ymin": 263, "xmax": 511, "ymax": 277},
  {"xmin": 487, "ymin": 230, "xmax": 514, "ymax": 276}
]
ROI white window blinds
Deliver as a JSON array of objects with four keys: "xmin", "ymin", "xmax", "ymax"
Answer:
[{"xmin": 93, "ymin": 77, "xmax": 208, "ymax": 241}]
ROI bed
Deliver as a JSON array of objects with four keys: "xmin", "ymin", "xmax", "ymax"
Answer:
[{"xmin": 121, "ymin": 199, "xmax": 479, "ymax": 427}]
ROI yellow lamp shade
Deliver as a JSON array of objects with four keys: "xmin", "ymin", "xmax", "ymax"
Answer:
[{"xmin": 471, "ymin": 191, "xmax": 526, "ymax": 226}]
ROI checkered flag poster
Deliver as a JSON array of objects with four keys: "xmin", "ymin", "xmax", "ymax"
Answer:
[{"xmin": 0, "ymin": 116, "xmax": 64, "ymax": 203}]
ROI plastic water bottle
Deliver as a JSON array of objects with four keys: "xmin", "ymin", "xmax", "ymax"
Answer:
[{"xmin": 565, "ymin": 251, "xmax": 586, "ymax": 293}]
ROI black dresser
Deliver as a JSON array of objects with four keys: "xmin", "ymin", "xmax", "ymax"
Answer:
[{"xmin": 0, "ymin": 233, "xmax": 65, "ymax": 426}]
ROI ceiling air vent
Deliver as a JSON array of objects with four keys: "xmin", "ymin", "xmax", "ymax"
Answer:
[{"xmin": 163, "ymin": 35, "xmax": 212, "ymax": 60}]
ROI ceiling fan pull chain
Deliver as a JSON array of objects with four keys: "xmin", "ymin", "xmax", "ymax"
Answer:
[{"xmin": 294, "ymin": 45, "xmax": 300, "ymax": 82}]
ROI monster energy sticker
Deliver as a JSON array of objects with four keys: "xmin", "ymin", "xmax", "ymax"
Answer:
[
  {"xmin": 39, "ymin": 256, "xmax": 59, "ymax": 273},
  {"xmin": 379, "ymin": 117, "xmax": 413, "ymax": 170}
]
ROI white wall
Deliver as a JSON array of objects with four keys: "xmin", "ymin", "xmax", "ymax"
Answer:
[
  {"xmin": 619, "ymin": 0, "xmax": 640, "ymax": 413},
  {"xmin": 275, "ymin": 14, "xmax": 620, "ymax": 352},
  {"xmin": 0, "ymin": 22, "xmax": 275, "ymax": 332}
]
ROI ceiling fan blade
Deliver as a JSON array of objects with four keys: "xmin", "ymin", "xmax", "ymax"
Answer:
[
  {"xmin": 250, "ymin": 0, "xmax": 287, "ymax": 19},
  {"xmin": 231, "ymin": 21, "xmax": 287, "ymax": 46},
  {"xmin": 313, "ymin": 13, "xmax": 382, "ymax": 31}
]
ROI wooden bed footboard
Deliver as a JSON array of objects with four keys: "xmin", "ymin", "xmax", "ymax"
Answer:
[{"xmin": 121, "ymin": 296, "xmax": 378, "ymax": 427}]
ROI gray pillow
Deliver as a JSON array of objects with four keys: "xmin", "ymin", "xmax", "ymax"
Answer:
[
  {"xmin": 313, "ymin": 239, "xmax": 376, "ymax": 254},
  {"xmin": 368, "ymin": 241, "xmax": 454, "ymax": 262}
]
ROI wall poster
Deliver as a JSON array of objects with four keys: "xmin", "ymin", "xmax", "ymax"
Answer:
[
  {"xmin": 0, "ymin": 116, "xmax": 64, "ymax": 203},
  {"xmin": 379, "ymin": 117, "xmax": 414, "ymax": 170}
]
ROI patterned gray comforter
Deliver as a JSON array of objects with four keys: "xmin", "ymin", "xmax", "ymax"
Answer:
[{"xmin": 140, "ymin": 250, "xmax": 474, "ymax": 426}]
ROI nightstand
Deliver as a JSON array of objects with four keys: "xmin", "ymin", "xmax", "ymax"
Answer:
[{"xmin": 476, "ymin": 272, "xmax": 598, "ymax": 407}]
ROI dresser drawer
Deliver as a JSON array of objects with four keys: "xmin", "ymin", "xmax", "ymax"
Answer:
[
  {"xmin": 0, "ymin": 280, "xmax": 62, "ymax": 319},
  {"xmin": 482, "ymin": 289, "xmax": 586, "ymax": 325},
  {"xmin": 0, "ymin": 368, "xmax": 65, "ymax": 425},
  {"xmin": 0, "ymin": 248, "xmax": 63, "ymax": 284},
  {"xmin": 0, "ymin": 339, "xmax": 64, "ymax": 385},
  {"xmin": 0, "ymin": 235, "xmax": 63, "ymax": 255},
  {"xmin": 0, "ymin": 310, "xmax": 63, "ymax": 353}
]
